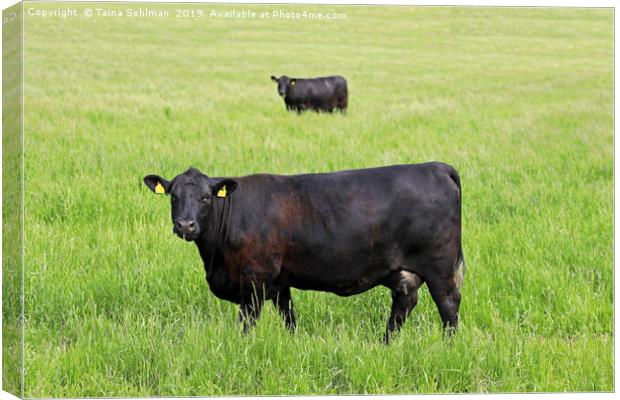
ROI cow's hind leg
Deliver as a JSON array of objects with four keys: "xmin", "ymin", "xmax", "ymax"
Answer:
[
  {"xmin": 272, "ymin": 287, "xmax": 297, "ymax": 332},
  {"xmin": 427, "ymin": 277, "xmax": 461, "ymax": 335},
  {"xmin": 383, "ymin": 270, "xmax": 423, "ymax": 344},
  {"xmin": 338, "ymin": 95, "xmax": 348, "ymax": 113}
]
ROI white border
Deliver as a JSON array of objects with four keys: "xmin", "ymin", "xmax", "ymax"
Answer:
[{"xmin": 0, "ymin": 1, "xmax": 616, "ymax": 400}]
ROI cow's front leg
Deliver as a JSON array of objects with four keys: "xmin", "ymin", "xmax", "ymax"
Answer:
[
  {"xmin": 272, "ymin": 287, "xmax": 297, "ymax": 332},
  {"xmin": 239, "ymin": 296, "xmax": 264, "ymax": 333}
]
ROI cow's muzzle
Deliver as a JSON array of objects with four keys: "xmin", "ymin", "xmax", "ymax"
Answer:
[{"xmin": 173, "ymin": 219, "xmax": 198, "ymax": 241}]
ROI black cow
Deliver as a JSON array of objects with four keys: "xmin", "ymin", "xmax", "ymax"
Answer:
[
  {"xmin": 144, "ymin": 163, "xmax": 464, "ymax": 342},
  {"xmin": 270, "ymin": 75, "xmax": 348, "ymax": 113}
]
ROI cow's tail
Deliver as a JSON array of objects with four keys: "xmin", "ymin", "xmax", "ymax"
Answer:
[
  {"xmin": 454, "ymin": 246, "xmax": 465, "ymax": 290},
  {"xmin": 448, "ymin": 165, "xmax": 465, "ymax": 290}
]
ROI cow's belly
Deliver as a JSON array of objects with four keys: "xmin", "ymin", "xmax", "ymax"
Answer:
[
  {"xmin": 287, "ymin": 270, "xmax": 384, "ymax": 296},
  {"xmin": 277, "ymin": 207, "xmax": 446, "ymax": 295},
  {"xmin": 282, "ymin": 235, "xmax": 407, "ymax": 296}
]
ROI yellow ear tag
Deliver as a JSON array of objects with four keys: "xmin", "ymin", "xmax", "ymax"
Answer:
[
  {"xmin": 217, "ymin": 185, "xmax": 227, "ymax": 198},
  {"xmin": 155, "ymin": 182, "xmax": 165, "ymax": 194}
]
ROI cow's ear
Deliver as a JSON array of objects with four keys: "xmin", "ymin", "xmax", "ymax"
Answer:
[
  {"xmin": 271, "ymin": 76, "xmax": 278, "ymax": 82},
  {"xmin": 290, "ymin": 79, "xmax": 296, "ymax": 86},
  {"xmin": 144, "ymin": 175, "xmax": 170, "ymax": 195},
  {"xmin": 212, "ymin": 178, "xmax": 239, "ymax": 198}
]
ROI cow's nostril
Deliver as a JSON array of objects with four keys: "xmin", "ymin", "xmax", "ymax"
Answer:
[{"xmin": 175, "ymin": 220, "xmax": 196, "ymax": 232}]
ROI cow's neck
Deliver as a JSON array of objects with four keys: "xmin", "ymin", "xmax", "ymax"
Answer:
[{"xmin": 195, "ymin": 196, "xmax": 234, "ymax": 278}]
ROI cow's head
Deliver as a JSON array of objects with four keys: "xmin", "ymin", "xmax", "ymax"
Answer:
[
  {"xmin": 271, "ymin": 75, "xmax": 296, "ymax": 97},
  {"xmin": 144, "ymin": 167, "xmax": 238, "ymax": 242}
]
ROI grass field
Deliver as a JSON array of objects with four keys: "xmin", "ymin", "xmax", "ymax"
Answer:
[{"xmin": 8, "ymin": 3, "xmax": 614, "ymax": 396}]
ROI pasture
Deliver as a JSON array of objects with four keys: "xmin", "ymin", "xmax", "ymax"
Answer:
[{"xmin": 13, "ymin": 4, "xmax": 613, "ymax": 396}]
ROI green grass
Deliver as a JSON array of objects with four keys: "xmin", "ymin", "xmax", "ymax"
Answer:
[{"xmin": 13, "ymin": 3, "xmax": 613, "ymax": 396}]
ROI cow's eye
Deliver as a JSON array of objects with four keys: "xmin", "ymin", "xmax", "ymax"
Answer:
[
  {"xmin": 201, "ymin": 195, "xmax": 212, "ymax": 203},
  {"xmin": 170, "ymin": 193, "xmax": 178, "ymax": 201}
]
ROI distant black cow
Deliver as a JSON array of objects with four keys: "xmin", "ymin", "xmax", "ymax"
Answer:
[
  {"xmin": 270, "ymin": 75, "xmax": 348, "ymax": 113},
  {"xmin": 144, "ymin": 163, "xmax": 464, "ymax": 342}
]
